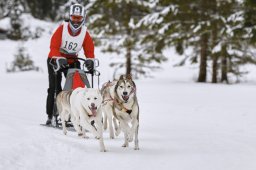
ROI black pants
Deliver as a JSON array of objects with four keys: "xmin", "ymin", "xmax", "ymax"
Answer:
[{"xmin": 46, "ymin": 58, "xmax": 80, "ymax": 119}]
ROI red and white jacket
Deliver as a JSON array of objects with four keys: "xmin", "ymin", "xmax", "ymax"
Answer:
[{"xmin": 48, "ymin": 22, "xmax": 95, "ymax": 63}]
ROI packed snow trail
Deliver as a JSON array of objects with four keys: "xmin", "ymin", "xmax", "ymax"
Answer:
[{"xmin": 0, "ymin": 69, "xmax": 256, "ymax": 170}]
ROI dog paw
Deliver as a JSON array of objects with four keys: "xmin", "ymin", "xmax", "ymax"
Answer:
[
  {"xmin": 110, "ymin": 133, "xmax": 114, "ymax": 139},
  {"xmin": 127, "ymin": 133, "xmax": 133, "ymax": 142},
  {"xmin": 128, "ymin": 136, "xmax": 133, "ymax": 142},
  {"xmin": 115, "ymin": 130, "xmax": 121, "ymax": 137},
  {"xmin": 95, "ymin": 135, "xmax": 101, "ymax": 139},
  {"xmin": 100, "ymin": 148, "xmax": 107, "ymax": 152},
  {"xmin": 82, "ymin": 135, "xmax": 89, "ymax": 139},
  {"xmin": 63, "ymin": 130, "xmax": 67, "ymax": 135},
  {"xmin": 134, "ymin": 147, "xmax": 140, "ymax": 150},
  {"xmin": 122, "ymin": 143, "xmax": 129, "ymax": 147}
]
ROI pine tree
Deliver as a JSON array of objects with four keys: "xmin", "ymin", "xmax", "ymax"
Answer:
[
  {"xmin": 87, "ymin": 0, "xmax": 166, "ymax": 77},
  {"xmin": 140, "ymin": 0, "xmax": 212, "ymax": 82},
  {"xmin": 0, "ymin": 0, "xmax": 11, "ymax": 18},
  {"xmin": 210, "ymin": 0, "xmax": 252, "ymax": 83},
  {"xmin": 140, "ymin": 0, "xmax": 254, "ymax": 83},
  {"xmin": 7, "ymin": 0, "xmax": 24, "ymax": 40},
  {"xmin": 25, "ymin": 0, "xmax": 55, "ymax": 20}
]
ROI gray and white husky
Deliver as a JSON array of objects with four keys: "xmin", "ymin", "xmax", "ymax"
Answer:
[
  {"xmin": 101, "ymin": 75, "xmax": 139, "ymax": 150},
  {"xmin": 56, "ymin": 90, "xmax": 72, "ymax": 135},
  {"xmin": 56, "ymin": 88, "xmax": 106, "ymax": 152}
]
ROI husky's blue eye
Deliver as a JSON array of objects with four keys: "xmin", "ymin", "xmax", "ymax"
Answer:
[
  {"xmin": 127, "ymin": 85, "xmax": 131, "ymax": 88},
  {"xmin": 87, "ymin": 98, "xmax": 90, "ymax": 100},
  {"xmin": 120, "ymin": 86, "xmax": 123, "ymax": 88},
  {"xmin": 94, "ymin": 97, "xmax": 97, "ymax": 100}
]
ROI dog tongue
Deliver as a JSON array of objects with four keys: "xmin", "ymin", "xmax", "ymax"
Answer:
[
  {"xmin": 123, "ymin": 95, "xmax": 129, "ymax": 101},
  {"xmin": 91, "ymin": 107, "xmax": 97, "ymax": 117}
]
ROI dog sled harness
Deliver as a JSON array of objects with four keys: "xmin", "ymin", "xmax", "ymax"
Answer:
[{"xmin": 63, "ymin": 69, "xmax": 90, "ymax": 90}]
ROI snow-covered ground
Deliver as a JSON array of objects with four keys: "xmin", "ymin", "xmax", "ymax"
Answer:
[{"xmin": 0, "ymin": 17, "xmax": 256, "ymax": 170}]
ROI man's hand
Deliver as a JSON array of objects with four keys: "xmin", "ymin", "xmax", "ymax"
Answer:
[
  {"xmin": 50, "ymin": 57, "xmax": 68, "ymax": 72},
  {"xmin": 60, "ymin": 62, "xmax": 69, "ymax": 69},
  {"xmin": 58, "ymin": 58, "xmax": 69, "ymax": 69},
  {"xmin": 85, "ymin": 60, "xmax": 94, "ymax": 73}
]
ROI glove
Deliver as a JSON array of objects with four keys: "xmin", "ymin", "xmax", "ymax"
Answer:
[
  {"xmin": 50, "ymin": 57, "xmax": 69, "ymax": 72},
  {"xmin": 85, "ymin": 60, "xmax": 94, "ymax": 72},
  {"xmin": 58, "ymin": 58, "xmax": 69, "ymax": 69},
  {"xmin": 60, "ymin": 63, "xmax": 69, "ymax": 69}
]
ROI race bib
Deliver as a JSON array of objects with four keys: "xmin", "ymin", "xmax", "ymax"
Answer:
[{"xmin": 60, "ymin": 22, "xmax": 87, "ymax": 55}]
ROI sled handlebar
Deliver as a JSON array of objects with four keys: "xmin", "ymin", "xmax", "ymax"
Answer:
[
  {"xmin": 49, "ymin": 57, "xmax": 100, "ymax": 74},
  {"xmin": 49, "ymin": 57, "xmax": 67, "ymax": 72},
  {"xmin": 65, "ymin": 57, "xmax": 99, "ymax": 68}
]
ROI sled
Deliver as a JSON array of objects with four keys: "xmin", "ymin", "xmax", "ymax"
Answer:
[{"xmin": 41, "ymin": 57, "xmax": 100, "ymax": 131}]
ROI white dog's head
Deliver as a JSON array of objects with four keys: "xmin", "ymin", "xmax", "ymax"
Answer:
[
  {"xmin": 115, "ymin": 74, "xmax": 136, "ymax": 103},
  {"xmin": 82, "ymin": 88, "xmax": 103, "ymax": 117}
]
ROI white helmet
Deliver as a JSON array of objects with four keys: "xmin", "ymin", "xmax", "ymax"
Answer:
[{"xmin": 69, "ymin": 4, "xmax": 85, "ymax": 31}]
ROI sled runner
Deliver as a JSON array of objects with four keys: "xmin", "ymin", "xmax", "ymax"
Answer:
[
  {"xmin": 41, "ymin": 57, "xmax": 100, "ymax": 130},
  {"xmin": 40, "ymin": 123, "xmax": 76, "ymax": 132}
]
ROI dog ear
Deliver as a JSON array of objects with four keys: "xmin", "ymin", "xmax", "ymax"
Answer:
[
  {"xmin": 126, "ymin": 74, "xmax": 132, "ymax": 80},
  {"xmin": 96, "ymin": 89, "xmax": 101, "ymax": 95},
  {"xmin": 83, "ymin": 88, "xmax": 89, "ymax": 95},
  {"xmin": 97, "ymin": 90, "xmax": 103, "ymax": 102},
  {"xmin": 119, "ymin": 75, "xmax": 124, "ymax": 80}
]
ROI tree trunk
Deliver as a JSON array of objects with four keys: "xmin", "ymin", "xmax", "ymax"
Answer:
[
  {"xmin": 126, "ymin": 47, "xmax": 132, "ymax": 75},
  {"xmin": 211, "ymin": 23, "xmax": 218, "ymax": 83},
  {"xmin": 221, "ymin": 44, "xmax": 229, "ymax": 83},
  {"xmin": 211, "ymin": 0, "xmax": 218, "ymax": 83},
  {"xmin": 212, "ymin": 54, "xmax": 218, "ymax": 83},
  {"xmin": 198, "ymin": 32, "xmax": 208, "ymax": 82},
  {"xmin": 125, "ymin": 2, "xmax": 132, "ymax": 76}
]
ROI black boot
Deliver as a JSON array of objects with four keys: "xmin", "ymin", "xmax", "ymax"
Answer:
[{"xmin": 46, "ymin": 117, "xmax": 52, "ymax": 125}]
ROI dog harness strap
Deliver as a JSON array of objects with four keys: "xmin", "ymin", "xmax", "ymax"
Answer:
[
  {"xmin": 113, "ymin": 99, "xmax": 132, "ymax": 115},
  {"xmin": 103, "ymin": 98, "xmax": 113, "ymax": 104},
  {"xmin": 101, "ymin": 81, "xmax": 113, "ymax": 105},
  {"xmin": 102, "ymin": 89, "xmax": 114, "ymax": 105},
  {"xmin": 112, "ymin": 104, "xmax": 118, "ymax": 119},
  {"xmin": 126, "ymin": 109, "xmax": 132, "ymax": 114}
]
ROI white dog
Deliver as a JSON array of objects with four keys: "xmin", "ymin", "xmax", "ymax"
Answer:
[
  {"xmin": 101, "ymin": 75, "xmax": 139, "ymax": 150},
  {"xmin": 57, "ymin": 88, "xmax": 106, "ymax": 152}
]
